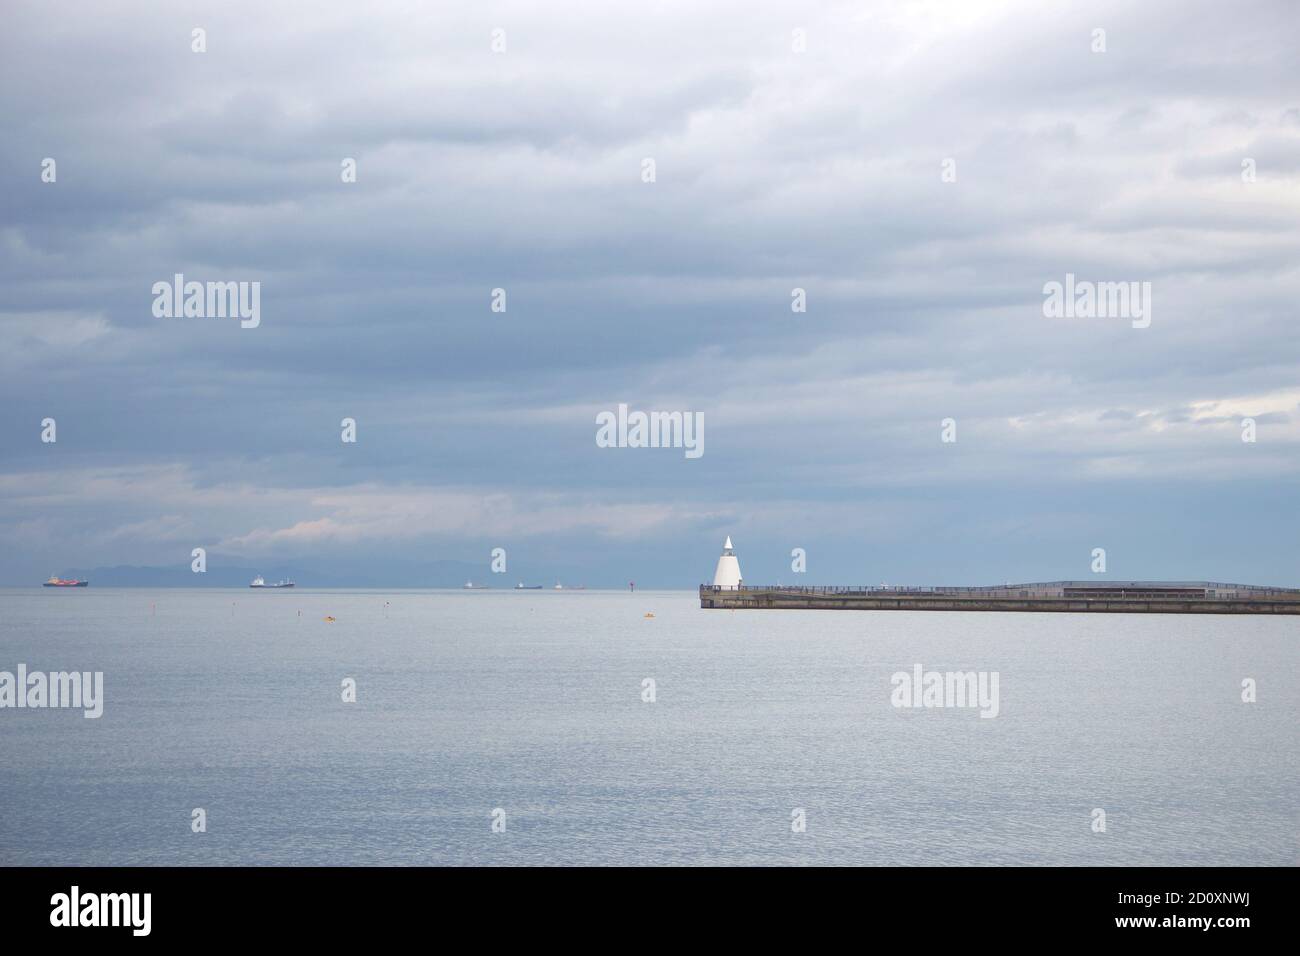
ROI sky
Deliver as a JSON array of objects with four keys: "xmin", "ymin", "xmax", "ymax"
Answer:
[{"xmin": 1, "ymin": 0, "xmax": 1298, "ymax": 587}]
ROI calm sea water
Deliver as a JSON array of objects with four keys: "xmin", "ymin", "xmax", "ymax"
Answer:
[{"xmin": 0, "ymin": 588, "xmax": 1295, "ymax": 866}]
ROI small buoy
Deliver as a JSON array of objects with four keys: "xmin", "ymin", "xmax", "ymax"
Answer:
[
  {"xmin": 644, "ymin": 612, "xmax": 654, "ymax": 619},
  {"xmin": 323, "ymin": 615, "xmax": 336, "ymax": 623}
]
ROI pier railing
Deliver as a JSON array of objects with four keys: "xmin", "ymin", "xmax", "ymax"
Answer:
[
  {"xmin": 701, "ymin": 584, "xmax": 1046, "ymax": 595},
  {"xmin": 699, "ymin": 583, "xmax": 1300, "ymax": 600},
  {"xmin": 700, "ymin": 584, "xmax": 1044, "ymax": 599}
]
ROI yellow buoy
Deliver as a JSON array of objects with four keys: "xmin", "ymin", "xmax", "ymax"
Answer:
[
  {"xmin": 644, "ymin": 612, "xmax": 654, "ymax": 619},
  {"xmin": 323, "ymin": 615, "xmax": 336, "ymax": 623}
]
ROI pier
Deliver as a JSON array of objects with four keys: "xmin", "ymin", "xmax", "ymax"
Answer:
[{"xmin": 699, "ymin": 581, "xmax": 1300, "ymax": 614}]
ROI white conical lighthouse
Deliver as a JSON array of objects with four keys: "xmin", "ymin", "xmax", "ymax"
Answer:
[{"xmin": 712, "ymin": 536, "xmax": 743, "ymax": 590}]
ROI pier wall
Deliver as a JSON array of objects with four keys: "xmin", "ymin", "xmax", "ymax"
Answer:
[{"xmin": 699, "ymin": 586, "xmax": 1300, "ymax": 615}]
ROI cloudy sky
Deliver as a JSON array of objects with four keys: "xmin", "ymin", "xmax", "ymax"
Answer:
[{"xmin": 1, "ymin": 0, "xmax": 1298, "ymax": 587}]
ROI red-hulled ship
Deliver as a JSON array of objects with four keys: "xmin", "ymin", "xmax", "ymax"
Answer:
[{"xmin": 43, "ymin": 576, "xmax": 88, "ymax": 587}]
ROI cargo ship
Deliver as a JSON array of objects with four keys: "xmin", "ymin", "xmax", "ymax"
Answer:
[
  {"xmin": 43, "ymin": 576, "xmax": 88, "ymax": 588},
  {"xmin": 250, "ymin": 576, "xmax": 294, "ymax": 589},
  {"xmin": 514, "ymin": 583, "xmax": 543, "ymax": 590},
  {"xmin": 463, "ymin": 581, "xmax": 489, "ymax": 590}
]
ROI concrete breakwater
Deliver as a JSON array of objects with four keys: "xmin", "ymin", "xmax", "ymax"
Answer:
[{"xmin": 699, "ymin": 581, "xmax": 1300, "ymax": 614}]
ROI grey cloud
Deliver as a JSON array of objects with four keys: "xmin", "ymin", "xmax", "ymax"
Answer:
[{"xmin": 1, "ymin": 0, "xmax": 1298, "ymax": 586}]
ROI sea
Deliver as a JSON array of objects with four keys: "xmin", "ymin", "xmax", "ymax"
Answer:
[{"xmin": 0, "ymin": 588, "xmax": 1295, "ymax": 866}]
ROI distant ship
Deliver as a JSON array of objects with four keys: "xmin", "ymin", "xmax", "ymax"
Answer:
[
  {"xmin": 250, "ymin": 576, "xmax": 294, "ymax": 589},
  {"xmin": 515, "ymin": 582, "xmax": 543, "ymax": 590},
  {"xmin": 463, "ymin": 581, "xmax": 489, "ymax": 590},
  {"xmin": 43, "ymin": 576, "xmax": 88, "ymax": 588},
  {"xmin": 554, "ymin": 583, "xmax": 586, "ymax": 590}
]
